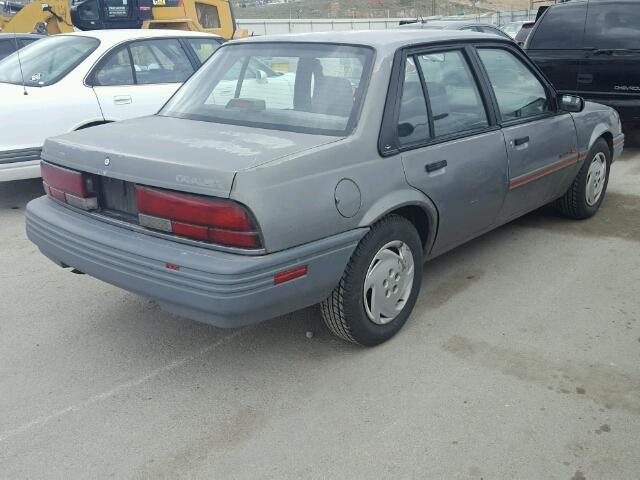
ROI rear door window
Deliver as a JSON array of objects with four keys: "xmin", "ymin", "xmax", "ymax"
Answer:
[
  {"xmin": 129, "ymin": 39, "xmax": 195, "ymax": 84},
  {"xmin": 584, "ymin": 1, "xmax": 640, "ymax": 49},
  {"xmin": 527, "ymin": 2, "xmax": 587, "ymax": 49},
  {"xmin": 92, "ymin": 45, "xmax": 134, "ymax": 86},
  {"xmin": 417, "ymin": 50, "xmax": 488, "ymax": 137}
]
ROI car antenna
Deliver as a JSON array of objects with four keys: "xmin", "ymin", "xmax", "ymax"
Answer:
[{"xmin": 13, "ymin": 31, "xmax": 28, "ymax": 96}]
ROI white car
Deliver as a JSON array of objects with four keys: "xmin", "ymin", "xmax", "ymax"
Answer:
[{"xmin": 0, "ymin": 29, "xmax": 222, "ymax": 182}]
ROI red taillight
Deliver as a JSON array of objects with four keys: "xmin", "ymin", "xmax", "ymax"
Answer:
[
  {"xmin": 136, "ymin": 186, "xmax": 251, "ymax": 230},
  {"xmin": 41, "ymin": 161, "xmax": 97, "ymax": 210},
  {"xmin": 135, "ymin": 186, "xmax": 262, "ymax": 249}
]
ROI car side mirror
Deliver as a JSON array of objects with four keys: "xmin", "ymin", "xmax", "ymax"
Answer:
[
  {"xmin": 255, "ymin": 69, "xmax": 268, "ymax": 85},
  {"xmin": 397, "ymin": 122, "xmax": 415, "ymax": 138},
  {"xmin": 559, "ymin": 94, "xmax": 585, "ymax": 113}
]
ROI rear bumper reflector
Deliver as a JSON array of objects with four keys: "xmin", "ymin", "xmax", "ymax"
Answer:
[
  {"xmin": 138, "ymin": 213, "xmax": 172, "ymax": 232},
  {"xmin": 65, "ymin": 193, "xmax": 98, "ymax": 211},
  {"xmin": 274, "ymin": 265, "xmax": 308, "ymax": 285}
]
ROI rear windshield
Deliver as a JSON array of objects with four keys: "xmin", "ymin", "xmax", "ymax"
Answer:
[
  {"xmin": 0, "ymin": 39, "xmax": 17, "ymax": 61},
  {"xmin": 527, "ymin": 2, "xmax": 587, "ymax": 49},
  {"xmin": 0, "ymin": 36, "xmax": 99, "ymax": 87},
  {"xmin": 160, "ymin": 42, "xmax": 374, "ymax": 136},
  {"xmin": 584, "ymin": 1, "xmax": 640, "ymax": 49}
]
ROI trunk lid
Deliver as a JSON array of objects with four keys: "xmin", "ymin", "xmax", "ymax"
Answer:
[{"xmin": 42, "ymin": 115, "xmax": 338, "ymax": 198}]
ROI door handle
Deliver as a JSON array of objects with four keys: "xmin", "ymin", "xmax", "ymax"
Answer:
[
  {"xmin": 514, "ymin": 136, "xmax": 529, "ymax": 146},
  {"xmin": 113, "ymin": 95, "xmax": 132, "ymax": 105},
  {"xmin": 425, "ymin": 160, "xmax": 447, "ymax": 173}
]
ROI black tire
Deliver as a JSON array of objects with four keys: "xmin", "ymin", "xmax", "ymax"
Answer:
[
  {"xmin": 320, "ymin": 215, "xmax": 423, "ymax": 346},
  {"xmin": 554, "ymin": 138, "xmax": 611, "ymax": 219}
]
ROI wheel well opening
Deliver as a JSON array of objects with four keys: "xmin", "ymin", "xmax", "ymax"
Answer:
[
  {"xmin": 390, "ymin": 205, "xmax": 430, "ymax": 249},
  {"xmin": 600, "ymin": 132, "xmax": 613, "ymax": 157}
]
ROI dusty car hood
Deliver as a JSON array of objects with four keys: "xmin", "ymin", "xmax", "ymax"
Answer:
[{"xmin": 42, "ymin": 115, "xmax": 338, "ymax": 197}]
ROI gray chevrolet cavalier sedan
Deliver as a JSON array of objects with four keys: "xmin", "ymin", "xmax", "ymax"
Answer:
[{"xmin": 26, "ymin": 30, "xmax": 624, "ymax": 346}]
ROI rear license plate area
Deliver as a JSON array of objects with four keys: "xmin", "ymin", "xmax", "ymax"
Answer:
[{"xmin": 98, "ymin": 177, "xmax": 138, "ymax": 221}]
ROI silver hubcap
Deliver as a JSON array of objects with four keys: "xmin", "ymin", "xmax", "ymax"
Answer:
[
  {"xmin": 586, "ymin": 152, "xmax": 607, "ymax": 206},
  {"xmin": 363, "ymin": 240, "xmax": 415, "ymax": 325}
]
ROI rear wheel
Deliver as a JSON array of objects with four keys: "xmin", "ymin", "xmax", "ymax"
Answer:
[
  {"xmin": 555, "ymin": 138, "xmax": 610, "ymax": 219},
  {"xmin": 320, "ymin": 215, "xmax": 423, "ymax": 346}
]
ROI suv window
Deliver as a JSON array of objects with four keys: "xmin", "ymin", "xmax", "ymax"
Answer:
[
  {"xmin": 478, "ymin": 48, "xmax": 551, "ymax": 122},
  {"xmin": 92, "ymin": 45, "xmax": 134, "ymax": 86},
  {"xmin": 527, "ymin": 2, "xmax": 587, "ymax": 49},
  {"xmin": 417, "ymin": 50, "xmax": 488, "ymax": 137},
  {"xmin": 584, "ymin": 1, "xmax": 640, "ymax": 49},
  {"xmin": 129, "ymin": 39, "xmax": 194, "ymax": 84},
  {"xmin": 397, "ymin": 59, "xmax": 430, "ymax": 145},
  {"xmin": 186, "ymin": 38, "xmax": 221, "ymax": 63}
]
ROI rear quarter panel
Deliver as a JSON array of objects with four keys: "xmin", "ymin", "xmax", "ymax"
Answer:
[
  {"xmin": 230, "ymin": 48, "xmax": 438, "ymax": 254},
  {"xmin": 231, "ymin": 134, "xmax": 433, "ymax": 253}
]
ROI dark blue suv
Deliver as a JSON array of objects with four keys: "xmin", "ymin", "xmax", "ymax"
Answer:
[{"xmin": 525, "ymin": 0, "xmax": 640, "ymax": 124}]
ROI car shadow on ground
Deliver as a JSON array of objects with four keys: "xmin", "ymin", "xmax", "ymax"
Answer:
[
  {"xmin": 3, "ymin": 141, "xmax": 638, "ymax": 354},
  {"xmin": 0, "ymin": 178, "xmax": 43, "ymax": 211}
]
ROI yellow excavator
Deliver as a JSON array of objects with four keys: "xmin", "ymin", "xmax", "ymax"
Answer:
[{"xmin": 0, "ymin": 0, "xmax": 245, "ymax": 39}]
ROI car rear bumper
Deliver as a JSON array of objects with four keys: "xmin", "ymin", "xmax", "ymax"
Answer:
[
  {"xmin": 0, "ymin": 148, "xmax": 42, "ymax": 182},
  {"xmin": 26, "ymin": 196, "xmax": 366, "ymax": 327}
]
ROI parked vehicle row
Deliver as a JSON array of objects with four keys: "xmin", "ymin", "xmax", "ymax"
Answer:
[
  {"xmin": 0, "ymin": 29, "xmax": 222, "ymax": 182},
  {"xmin": 24, "ymin": 30, "xmax": 623, "ymax": 346}
]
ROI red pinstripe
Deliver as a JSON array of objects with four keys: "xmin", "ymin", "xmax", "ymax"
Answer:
[{"xmin": 509, "ymin": 154, "xmax": 580, "ymax": 190}]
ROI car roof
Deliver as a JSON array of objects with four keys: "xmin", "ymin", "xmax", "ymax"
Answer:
[
  {"xmin": 233, "ymin": 29, "xmax": 506, "ymax": 54},
  {"xmin": 56, "ymin": 29, "xmax": 221, "ymax": 44}
]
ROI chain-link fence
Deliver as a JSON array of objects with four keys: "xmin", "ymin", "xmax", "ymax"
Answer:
[{"xmin": 237, "ymin": 9, "xmax": 537, "ymax": 35}]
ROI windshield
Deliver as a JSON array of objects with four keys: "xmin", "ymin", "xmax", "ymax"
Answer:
[
  {"xmin": 0, "ymin": 36, "xmax": 99, "ymax": 87},
  {"xmin": 160, "ymin": 42, "xmax": 374, "ymax": 136}
]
